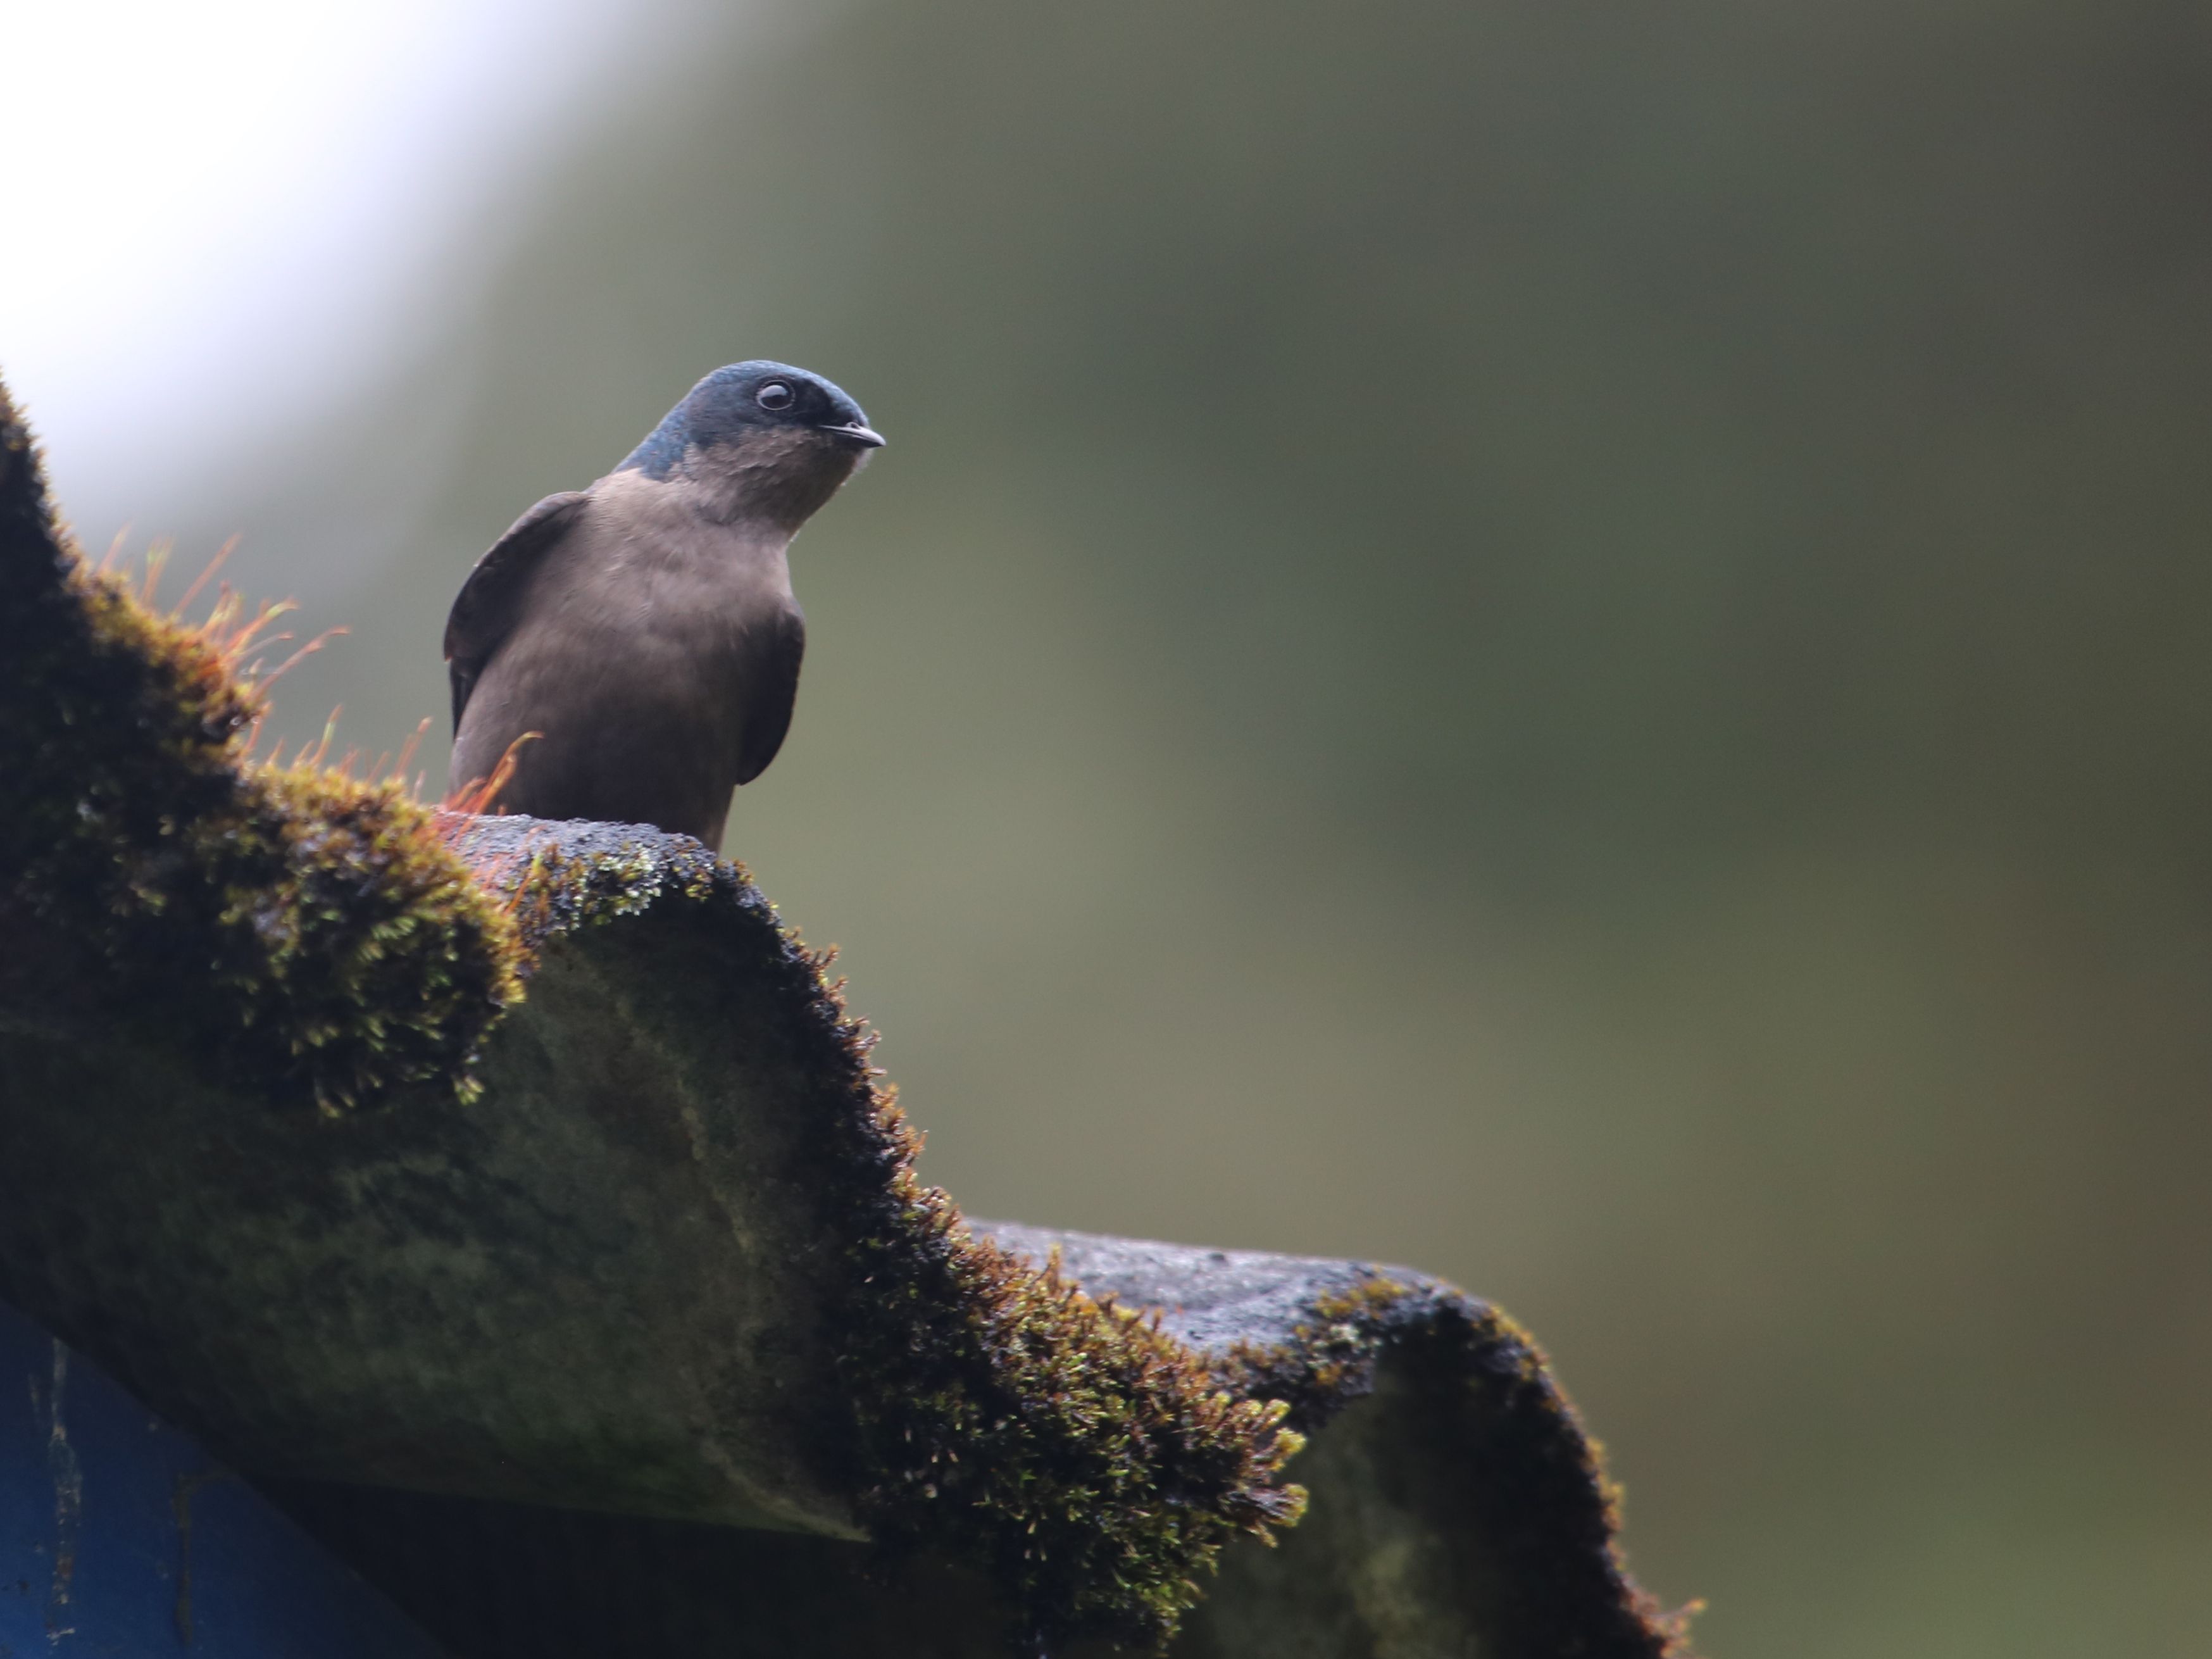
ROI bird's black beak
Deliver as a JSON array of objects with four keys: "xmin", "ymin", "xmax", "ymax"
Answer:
[{"xmin": 819, "ymin": 420, "xmax": 885, "ymax": 449}]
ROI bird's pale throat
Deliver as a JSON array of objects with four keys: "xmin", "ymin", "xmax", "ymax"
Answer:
[{"xmin": 687, "ymin": 426, "xmax": 863, "ymax": 529}]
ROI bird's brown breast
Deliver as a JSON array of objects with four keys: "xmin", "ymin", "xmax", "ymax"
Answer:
[{"xmin": 448, "ymin": 473, "xmax": 804, "ymax": 847}]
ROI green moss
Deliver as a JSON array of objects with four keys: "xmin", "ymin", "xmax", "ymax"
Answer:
[
  {"xmin": 0, "ymin": 374, "xmax": 525, "ymax": 1112},
  {"xmin": 1209, "ymin": 1275, "xmax": 1427, "ymax": 1430},
  {"xmin": 834, "ymin": 1118, "xmax": 1308, "ymax": 1651},
  {"xmin": 510, "ymin": 842, "xmax": 722, "ymax": 945}
]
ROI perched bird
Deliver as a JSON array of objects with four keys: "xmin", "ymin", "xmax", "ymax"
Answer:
[{"xmin": 444, "ymin": 361, "xmax": 882, "ymax": 848}]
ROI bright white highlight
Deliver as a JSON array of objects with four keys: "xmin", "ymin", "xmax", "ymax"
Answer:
[{"xmin": 0, "ymin": 0, "xmax": 696, "ymax": 531}]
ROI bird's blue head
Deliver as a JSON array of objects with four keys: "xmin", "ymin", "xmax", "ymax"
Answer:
[{"xmin": 618, "ymin": 361, "xmax": 884, "ymax": 485}]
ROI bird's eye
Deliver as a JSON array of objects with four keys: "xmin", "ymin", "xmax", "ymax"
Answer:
[{"xmin": 756, "ymin": 380, "xmax": 796, "ymax": 411}]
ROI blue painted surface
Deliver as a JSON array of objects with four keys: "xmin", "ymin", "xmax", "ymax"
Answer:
[{"xmin": 0, "ymin": 1299, "xmax": 446, "ymax": 1658}]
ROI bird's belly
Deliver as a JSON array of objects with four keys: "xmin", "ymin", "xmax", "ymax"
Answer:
[{"xmin": 454, "ymin": 603, "xmax": 763, "ymax": 843}]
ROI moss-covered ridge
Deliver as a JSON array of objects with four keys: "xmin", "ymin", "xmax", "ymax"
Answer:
[
  {"xmin": 0, "ymin": 375, "xmax": 523, "ymax": 1111},
  {"xmin": 845, "ymin": 1184, "xmax": 1306, "ymax": 1645},
  {"xmin": 984, "ymin": 1224, "xmax": 1697, "ymax": 1658},
  {"xmin": 468, "ymin": 821, "xmax": 1309, "ymax": 1650},
  {"xmin": 1215, "ymin": 1278, "xmax": 1692, "ymax": 1657}
]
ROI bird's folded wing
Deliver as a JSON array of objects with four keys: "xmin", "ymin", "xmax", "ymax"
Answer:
[
  {"xmin": 444, "ymin": 491, "xmax": 592, "ymax": 730},
  {"xmin": 734, "ymin": 605, "xmax": 806, "ymax": 786}
]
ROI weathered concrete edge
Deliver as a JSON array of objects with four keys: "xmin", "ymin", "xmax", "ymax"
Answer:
[{"xmin": 984, "ymin": 1221, "xmax": 1695, "ymax": 1659}]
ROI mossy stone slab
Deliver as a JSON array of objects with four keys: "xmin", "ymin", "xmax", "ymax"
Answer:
[
  {"xmin": 0, "ymin": 822, "xmax": 863, "ymax": 1536},
  {"xmin": 984, "ymin": 1225, "xmax": 1684, "ymax": 1659}
]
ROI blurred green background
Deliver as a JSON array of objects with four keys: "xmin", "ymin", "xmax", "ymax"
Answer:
[{"xmin": 42, "ymin": 2, "xmax": 2212, "ymax": 1653}]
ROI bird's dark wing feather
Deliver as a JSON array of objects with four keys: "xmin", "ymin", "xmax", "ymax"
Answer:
[
  {"xmin": 443, "ymin": 491, "xmax": 591, "ymax": 730},
  {"xmin": 734, "ymin": 605, "xmax": 806, "ymax": 786}
]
